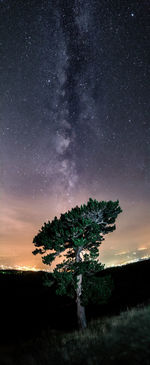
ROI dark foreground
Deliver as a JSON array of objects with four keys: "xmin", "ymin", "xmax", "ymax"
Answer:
[
  {"xmin": 1, "ymin": 258, "xmax": 150, "ymax": 364},
  {"xmin": 1, "ymin": 305, "xmax": 150, "ymax": 365}
]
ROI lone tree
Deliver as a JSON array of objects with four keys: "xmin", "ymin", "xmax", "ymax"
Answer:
[{"xmin": 33, "ymin": 198, "xmax": 122, "ymax": 329}]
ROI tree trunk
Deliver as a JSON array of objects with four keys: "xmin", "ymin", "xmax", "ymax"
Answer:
[
  {"xmin": 76, "ymin": 247, "xmax": 87, "ymax": 329},
  {"xmin": 76, "ymin": 273, "xmax": 87, "ymax": 329}
]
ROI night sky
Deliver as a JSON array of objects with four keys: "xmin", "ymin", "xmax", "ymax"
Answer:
[{"xmin": 0, "ymin": 0, "xmax": 150, "ymax": 270}]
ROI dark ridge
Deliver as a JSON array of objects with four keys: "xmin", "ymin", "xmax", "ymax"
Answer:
[{"xmin": 0, "ymin": 258, "xmax": 150, "ymax": 344}]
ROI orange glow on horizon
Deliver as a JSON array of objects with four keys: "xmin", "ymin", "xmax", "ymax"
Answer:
[{"xmin": 1, "ymin": 190, "xmax": 150, "ymax": 270}]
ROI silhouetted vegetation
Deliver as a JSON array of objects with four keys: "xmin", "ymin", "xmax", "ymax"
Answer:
[{"xmin": 1, "ymin": 258, "xmax": 150, "ymax": 364}]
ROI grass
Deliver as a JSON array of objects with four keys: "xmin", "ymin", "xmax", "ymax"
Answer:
[{"xmin": 1, "ymin": 304, "xmax": 150, "ymax": 364}]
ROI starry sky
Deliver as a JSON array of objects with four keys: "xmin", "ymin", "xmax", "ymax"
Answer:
[{"xmin": 0, "ymin": 0, "xmax": 150, "ymax": 270}]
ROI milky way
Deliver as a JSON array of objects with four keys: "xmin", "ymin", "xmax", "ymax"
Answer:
[{"xmin": 0, "ymin": 0, "xmax": 150, "ymax": 269}]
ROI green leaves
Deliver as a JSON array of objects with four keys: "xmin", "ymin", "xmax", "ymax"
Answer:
[
  {"xmin": 82, "ymin": 274, "xmax": 114, "ymax": 306},
  {"xmin": 33, "ymin": 197, "xmax": 122, "ymax": 306},
  {"xmin": 32, "ymin": 248, "xmax": 45, "ymax": 256},
  {"xmin": 33, "ymin": 198, "xmax": 122, "ymax": 261},
  {"xmin": 53, "ymin": 270, "xmax": 75, "ymax": 298},
  {"xmin": 42, "ymin": 253, "xmax": 58, "ymax": 265}
]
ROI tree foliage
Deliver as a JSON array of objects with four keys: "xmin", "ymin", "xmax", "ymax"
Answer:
[{"xmin": 33, "ymin": 198, "xmax": 122, "ymax": 306}]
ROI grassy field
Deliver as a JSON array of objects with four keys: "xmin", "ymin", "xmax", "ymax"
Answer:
[{"xmin": 1, "ymin": 303, "xmax": 150, "ymax": 365}]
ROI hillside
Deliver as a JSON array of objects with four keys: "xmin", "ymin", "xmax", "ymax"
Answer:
[
  {"xmin": 0, "ymin": 258, "xmax": 150, "ymax": 344},
  {"xmin": 1, "ymin": 302, "xmax": 150, "ymax": 364}
]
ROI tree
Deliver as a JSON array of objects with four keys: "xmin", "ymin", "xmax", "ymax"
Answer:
[{"xmin": 32, "ymin": 198, "xmax": 122, "ymax": 329}]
